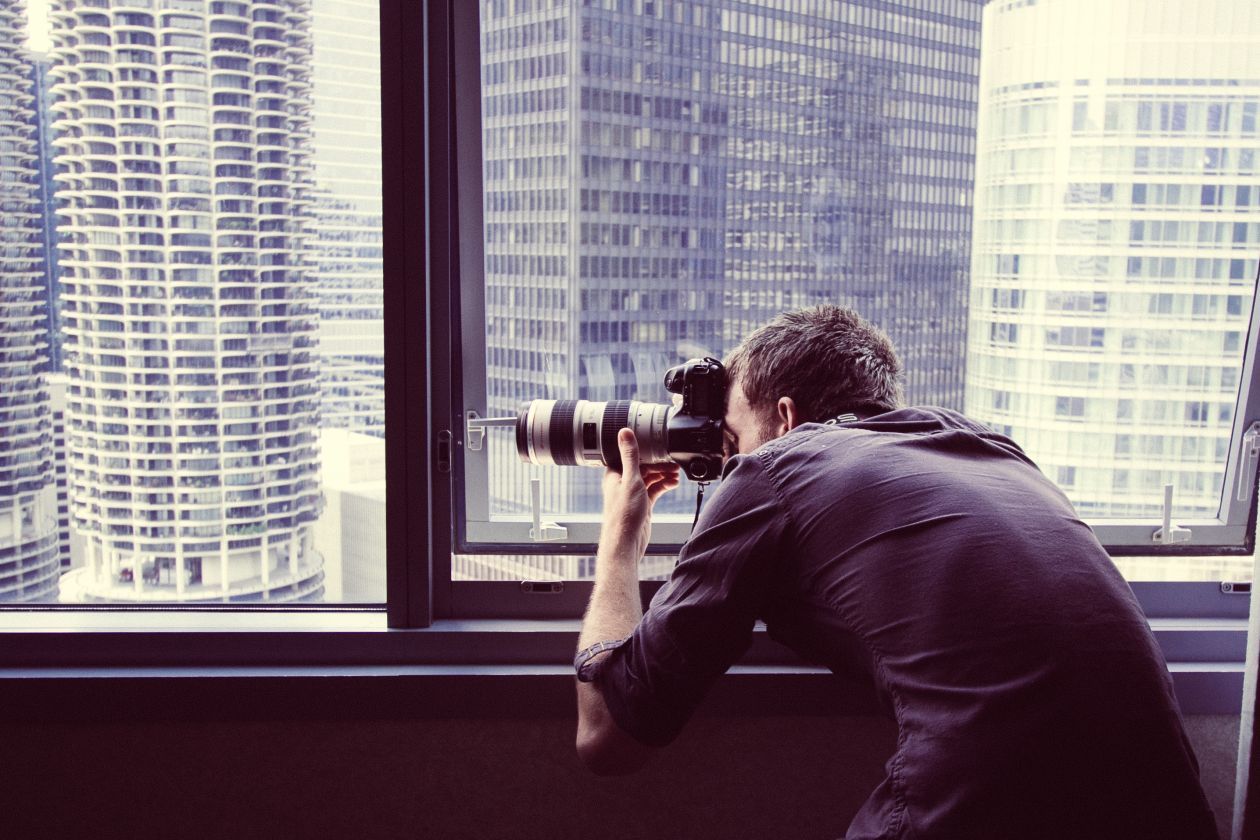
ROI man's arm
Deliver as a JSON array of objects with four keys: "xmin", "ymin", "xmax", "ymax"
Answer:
[{"xmin": 575, "ymin": 429, "xmax": 678, "ymax": 775}]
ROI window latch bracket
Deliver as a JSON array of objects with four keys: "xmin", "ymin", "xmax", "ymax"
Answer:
[
  {"xmin": 530, "ymin": 477, "xmax": 568, "ymax": 542},
  {"xmin": 465, "ymin": 411, "xmax": 516, "ymax": 452},
  {"xmin": 1235, "ymin": 421, "xmax": 1260, "ymax": 502},
  {"xmin": 1152, "ymin": 483, "xmax": 1191, "ymax": 545}
]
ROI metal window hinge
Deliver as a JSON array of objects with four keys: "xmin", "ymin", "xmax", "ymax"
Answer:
[
  {"xmin": 1152, "ymin": 483, "xmax": 1191, "ymax": 545},
  {"xmin": 530, "ymin": 477, "xmax": 568, "ymax": 542},
  {"xmin": 1235, "ymin": 421, "xmax": 1260, "ymax": 501},
  {"xmin": 465, "ymin": 410, "xmax": 516, "ymax": 452}
]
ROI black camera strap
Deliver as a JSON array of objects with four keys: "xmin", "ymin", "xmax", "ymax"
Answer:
[
  {"xmin": 691, "ymin": 482, "xmax": 710, "ymax": 533},
  {"xmin": 675, "ymin": 481, "xmax": 710, "ymax": 569}
]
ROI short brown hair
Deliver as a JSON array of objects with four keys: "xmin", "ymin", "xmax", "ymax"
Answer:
[{"xmin": 724, "ymin": 304, "xmax": 904, "ymax": 423}]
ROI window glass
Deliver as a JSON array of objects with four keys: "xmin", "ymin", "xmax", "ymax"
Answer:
[
  {"xmin": 1, "ymin": 0, "xmax": 384, "ymax": 605},
  {"xmin": 473, "ymin": 0, "xmax": 977, "ymax": 536},
  {"xmin": 463, "ymin": 0, "xmax": 1258, "ymax": 583}
]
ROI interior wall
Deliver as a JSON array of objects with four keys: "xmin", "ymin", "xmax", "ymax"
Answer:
[{"xmin": 0, "ymin": 713, "xmax": 1237, "ymax": 840}]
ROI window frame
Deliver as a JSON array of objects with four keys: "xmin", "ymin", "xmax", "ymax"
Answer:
[
  {"xmin": 0, "ymin": 0, "xmax": 1247, "ymax": 725},
  {"xmin": 427, "ymin": 0, "xmax": 1251, "ymax": 710}
]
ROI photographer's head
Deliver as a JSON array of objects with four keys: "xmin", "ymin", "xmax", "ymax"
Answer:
[{"xmin": 722, "ymin": 304, "xmax": 904, "ymax": 456}]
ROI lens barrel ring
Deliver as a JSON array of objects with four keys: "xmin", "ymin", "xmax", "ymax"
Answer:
[
  {"xmin": 600, "ymin": 400, "xmax": 634, "ymax": 471},
  {"xmin": 515, "ymin": 403, "xmax": 530, "ymax": 459},
  {"xmin": 548, "ymin": 400, "xmax": 579, "ymax": 465}
]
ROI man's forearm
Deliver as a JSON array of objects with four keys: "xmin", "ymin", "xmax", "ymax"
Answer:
[
  {"xmin": 575, "ymin": 431, "xmax": 671, "ymax": 774},
  {"xmin": 577, "ymin": 536, "xmax": 643, "ymax": 650},
  {"xmin": 574, "ymin": 534, "xmax": 655, "ymax": 774}
]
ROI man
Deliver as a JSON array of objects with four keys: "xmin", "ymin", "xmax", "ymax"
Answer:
[{"xmin": 573, "ymin": 305, "xmax": 1218, "ymax": 839}]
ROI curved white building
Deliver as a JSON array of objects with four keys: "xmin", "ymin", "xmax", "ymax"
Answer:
[
  {"xmin": 967, "ymin": 0, "xmax": 1260, "ymax": 518},
  {"xmin": 48, "ymin": 0, "xmax": 324, "ymax": 602},
  {"xmin": 0, "ymin": 1, "xmax": 61, "ymax": 602}
]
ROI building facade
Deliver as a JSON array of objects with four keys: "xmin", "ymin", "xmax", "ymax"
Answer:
[
  {"xmin": 33, "ymin": 53, "xmax": 64, "ymax": 373},
  {"xmin": 311, "ymin": 427, "xmax": 385, "ymax": 601},
  {"xmin": 309, "ymin": 0, "xmax": 383, "ymax": 438},
  {"xmin": 0, "ymin": 0, "xmax": 61, "ymax": 603},
  {"xmin": 46, "ymin": 373, "xmax": 76, "ymax": 572},
  {"xmin": 476, "ymin": 0, "xmax": 982, "ymax": 531},
  {"xmin": 48, "ymin": 0, "xmax": 324, "ymax": 602},
  {"xmin": 966, "ymin": 0, "xmax": 1260, "ymax": 518}
]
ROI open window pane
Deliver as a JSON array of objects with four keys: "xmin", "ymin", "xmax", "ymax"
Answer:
[
  {"xmin": 1, "ymin": 0, "xmax": 384, "ymax": 605},
  {"xmin": 458, "ymin": 0, "xmax": 1260, "ymax": 581}
]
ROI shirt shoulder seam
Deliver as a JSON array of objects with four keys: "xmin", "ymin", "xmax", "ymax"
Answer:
[{"xmin": 753, "ymin": 445, "xmax": 802, "ymax": 543}]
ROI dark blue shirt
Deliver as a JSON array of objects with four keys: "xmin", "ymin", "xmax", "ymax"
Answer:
[{"xmin": 597, "ymin": 407, "xmax": 1217, "ymax": 839}]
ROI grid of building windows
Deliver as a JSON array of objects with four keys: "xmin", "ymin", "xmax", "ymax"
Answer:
[
  {"xmin": 966, "ymin": 0, "xmax": 1260, "ymax": 519},
  {"xmin": 309, "ymin": 0, "xmax": 383, "ymax": 438}
]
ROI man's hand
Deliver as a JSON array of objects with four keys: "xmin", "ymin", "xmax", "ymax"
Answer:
[{"xmin": 599, "ymin": 428, "xmax": 681, "ymax": 562}]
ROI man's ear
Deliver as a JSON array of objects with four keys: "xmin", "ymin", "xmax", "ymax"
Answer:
[{"xmin": 775, "ymin": 396, "xmax": 801, "ymax": 434}]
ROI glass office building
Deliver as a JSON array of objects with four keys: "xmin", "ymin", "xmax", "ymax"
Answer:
[
  {"xmin": 48, "ymin": 0, "xmax": 325, "ymax": 602},
  {"xmin": 0, "ymin": 1, "xmax": 61, "ymax": 602},
  {"xmin": 46, "ymin": 373, "xmax": 75, "ymax": 572},
  {"xmin": 309, "ymin": 0, "xmax": 383, "ymax": 438},
  {"xmin": 967, "ymin": 0, "xmax": 1260, "ymax": 518},
  {"xmin": 475, "ymin": 0, "xmax": 981, "ymax": 537}
]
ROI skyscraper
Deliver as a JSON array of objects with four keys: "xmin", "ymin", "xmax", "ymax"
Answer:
[
  {"xmin": 966, "ymin": 0, "xmax": 1260, "ymax": 518},
  {"xmin": 49, "ymin": 0, "xmax": 325, "ymax": 603},
  {"xmin": 309, "ymin": 0, "xmax": 383, "ymax": 438},
  {"xmin": 0, "ymin": 0, "xmax": 61, "ymax": 603},
  {"xmin": 46, "ymin": 372, "xmax": 75, "ymax": 572},
  {"xmin": 475, "ymin": 0, "xmax": 981, "ymax": 528},
  {"xmin": 32, "ymin": 52, "xmax": 64, "ymax": 373}
]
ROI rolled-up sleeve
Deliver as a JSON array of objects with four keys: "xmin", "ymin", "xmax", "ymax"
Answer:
[{"xmin": 597, "ymin": 453, "xmax": 790, "ymax": 746}]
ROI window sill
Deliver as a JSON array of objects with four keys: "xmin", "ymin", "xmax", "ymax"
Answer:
[{"xmin": 0, "ymin": 612, "xmax": 1243, "ymax": 717}]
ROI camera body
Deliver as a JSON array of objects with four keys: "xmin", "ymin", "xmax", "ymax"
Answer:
[
  {"xmin": 513, "ymin": 357, "xmax": 728, "ymax": 482},
  {"xmin": 661, "ymin": 357, "xmax": 726, "ymax": 481}
]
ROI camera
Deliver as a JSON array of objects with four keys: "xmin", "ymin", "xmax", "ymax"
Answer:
[{"xmin": 515, "ymin": 357, "xmax": 726, "ymax": 481}]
